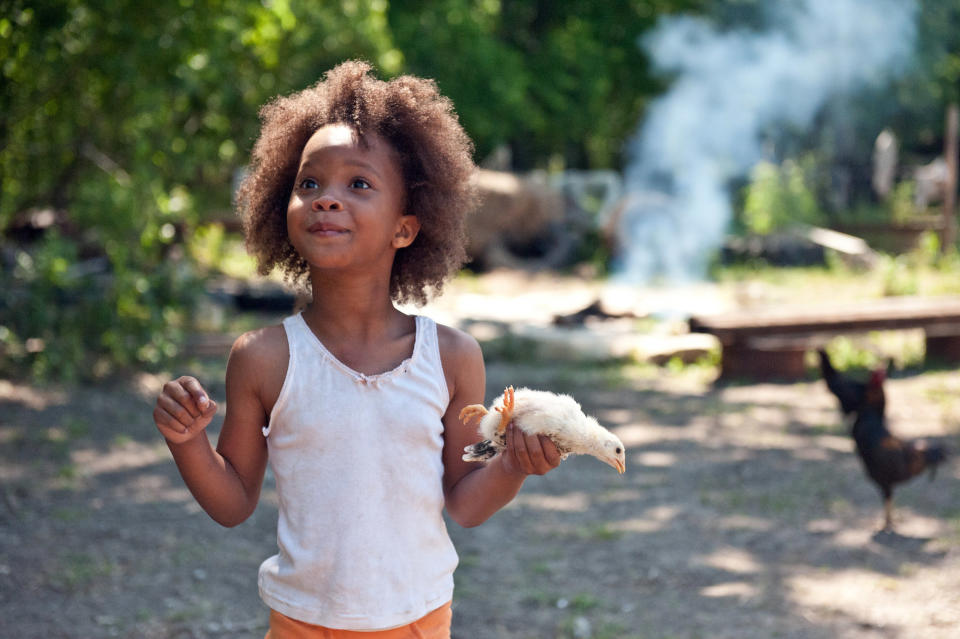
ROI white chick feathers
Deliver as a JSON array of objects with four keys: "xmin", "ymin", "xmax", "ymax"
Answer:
[{"xmin": 460, "ymin": 386, "xmax": 626, "ymax": 473}]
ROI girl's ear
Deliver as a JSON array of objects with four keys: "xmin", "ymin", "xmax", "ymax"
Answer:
[{"xmin": 392, "ymin": 214, "xmax": 421, "ymax": 249}]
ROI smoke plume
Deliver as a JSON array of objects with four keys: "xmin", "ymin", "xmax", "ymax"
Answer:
[{"xmin": 615, "ymin": 0, "xmax": 917, "ymax": 284}]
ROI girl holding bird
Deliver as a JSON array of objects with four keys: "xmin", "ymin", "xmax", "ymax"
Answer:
[{"xmin": 152, "ymin": 61, "xmax": 561, "ymax": 637}]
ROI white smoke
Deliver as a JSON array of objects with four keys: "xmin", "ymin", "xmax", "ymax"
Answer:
[{"xmin": 615, "ymin": 0, "xmax": 917, "ymax": 284}]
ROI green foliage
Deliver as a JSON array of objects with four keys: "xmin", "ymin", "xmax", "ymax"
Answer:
[
  {"xmin": 879, "ymin": 254, "xmax": 920, "ymax": 297},
  {"xmin": 727, "ymin": 2, "xmax": 960, "ymax": 233},
  {"xmin": 741, "ymin": 157, "xmax": 825, "ymax": 234},
  {"xmin": 1, "ymin": 0, "xmax": 400, "ymax": 228},
  {"xmin": 818, "ymin": 332, "xmax": 925, "ymax": 373},
  {"xmin": 187, "ymin": 223, "xmax": 258, "ymax": 279},
  {"xmin": 915, "ymin": 230, "xmax": 942, "ymax": 265},
  {"xmin": 888, "ymin": 180, "xmax": 919, "ymax": 224},
  {"xmin": 664, "ymin": 349, "xmax": 721, "ymax": 374},
  {"xmin": 388, "ymin": 0, "xmax": 706, "ymax": 167},
  {"xmin": 828, "ymin": 179, "xmax": 922, "ymax": 229},
  {"xmin": 4, "ymin": 0, "xmax": 960, "ymax": 380},
  {"xmin": 1, "ymin": 0, "xmax": 398, "ymax": 380},
  {"xmin": 890, "ymin": 0, "xmax": 960, "ymax": 150},
  {"xmin": 820, "ymin": 336, "xmax": 887, "ymax": 372},
  {"xmin": 52, "ymin": 551, "xmax": 117, "ymax": 593},
  {"xmin": 0, "ymin": 230, "xmax": 200, "ymax": 381},
  {"xmin": 6, "ymin": 0, "xmax": 708, "ymax": 381}
]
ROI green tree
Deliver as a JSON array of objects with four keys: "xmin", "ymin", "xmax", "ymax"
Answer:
[
  {"xmin": 10, "ymin": 0, "xmax": 955, "ymax": 381},
  {"xmin": 389, "ymin": 0, "xmax": 705, "ymax": 168},
  {"xmin": 891, "ymin": 0, "xmax": 960, "ymax": 156},
  {"xmin": 0, "ymin": 0, "xmax": 399, "ymax": 379},
  {"xmin": 742, "ymin": 157, "xmax": 824, "ymax": 234}
]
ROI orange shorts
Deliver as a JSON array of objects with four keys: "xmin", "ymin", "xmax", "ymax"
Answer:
[{"xmin": 264, "ymin": 602, "xmax": 452, "ymax": 639}]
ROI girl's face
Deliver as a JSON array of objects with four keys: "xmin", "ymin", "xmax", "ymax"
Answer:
[{"xmin": 287, "ymin": 123, "xmax": 419, "ymax": 275}]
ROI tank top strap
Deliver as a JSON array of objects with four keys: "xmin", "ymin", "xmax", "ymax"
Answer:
[
  {"xmin": 413, "ymin": 315, "xmax": 449, "ymax": 404},
  {"xmin": 283, "ymin": 313, "xmax": 315, "ymax": 348},
  {"xmin": 260, "ymin": 315, "xmax": 312, "ymax": 438}
]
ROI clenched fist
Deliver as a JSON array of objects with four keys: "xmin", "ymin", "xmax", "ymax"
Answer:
[{"xmin": 153, "ymin": 376, "xmax": 219, "ymax": 445}]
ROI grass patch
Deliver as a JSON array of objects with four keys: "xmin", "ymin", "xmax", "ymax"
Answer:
[
  {"xmin": 547, "ymin": 361, "xmax": 634, "ymax": 393},
  {"xmin": 568, "ymin": 592, "xmax": 601, "ymax": 612},
  {"xmin": 164, "ymin": 600, "xmax": 215, "ymax": 624},
  {"xmin": 572, "ymin": 523, "xmax": 623, "ymax": 542},
  {"xmin": 711, "ymin": 255, "xmax": 960, "ymax": 302},
  {"xmin": 557, "ymin": 612, "xmax": 640, "ymax": 639},
  {"xmin": 924, "ymin": 382, "xmax": 960, "ymax": 411},
  {"xmin": 701, "ymin": 485, "xmax": 801, "ymax": 517},
  {"xmin": 111, "ymin": 433, "xmax": 133, "ymax": 447},
  {"xmin": 807, "ymin": 421, "xmax": 846, "ymax": 436},
  {"xmin": 478, "ymin": 333, "xmax": 543, "ymax": 363},
  {"xmin": 56, "ymin": 463, "xmax": 78, "ymax": 480},
  {"xmin": 521, "ymin": 588, "xmax": 560, "ymax": 607},
  {"xmin": 52, "ymin": 551, "xmax": 116, "ymax": 592},
  {"xmin": 171, "ymin": 544, "xmax": 207, "ymax": 567},
  {"xmin": 52, "ymin": 507, "xmax": 89, "ymax": 522},
  {"xmin": 65, "ymin": 417, "xmax": 90, "ymax": 438}
]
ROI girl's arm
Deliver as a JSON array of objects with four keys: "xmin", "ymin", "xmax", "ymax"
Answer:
[
  {"xmin": 438, "ymin": 327, "xmax": 561, "ymax": 528},
  {"xmin": 154, "ymin": 328, "xmax": 282, "ymax": 527}
]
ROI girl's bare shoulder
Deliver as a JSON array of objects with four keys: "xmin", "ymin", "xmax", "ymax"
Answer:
[
  {"xmin": 230, "ymin": 323, "xmax": 288, "ymax": 364},
  {"xmin": 435, "ymin": 321, "xmax": 484, "ymax": 401},
  {"xmin": 226, "ymin": 324, "xmax": 289, "ymax": 412},
  {"xmin": 435, "ymin": 322, "xmax": 482, "ymax": 362}
]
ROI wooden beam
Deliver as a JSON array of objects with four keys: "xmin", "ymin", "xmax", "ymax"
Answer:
[{"xmin": 689, "ymin": 296, "xmax": 960, "ymax": 341}]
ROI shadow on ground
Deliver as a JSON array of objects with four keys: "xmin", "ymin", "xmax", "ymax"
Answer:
[{"xmin": 1, "ymin": 354, "xmax": 958, "ymax": 638}]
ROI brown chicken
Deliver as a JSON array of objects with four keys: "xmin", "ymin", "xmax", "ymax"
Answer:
[{"xmin": 818, "ymin": 350, "xmax": 948, "ymax": 531}]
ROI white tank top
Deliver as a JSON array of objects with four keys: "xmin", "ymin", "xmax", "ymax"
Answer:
[{"xmin": 258, "ymin": 313, "xmax": 458, "ymax": 630}]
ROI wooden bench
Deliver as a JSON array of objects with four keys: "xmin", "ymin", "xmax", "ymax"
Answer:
[{"xmin": 688, "ymin": 296, "xmax": 960, "ymax": 380}]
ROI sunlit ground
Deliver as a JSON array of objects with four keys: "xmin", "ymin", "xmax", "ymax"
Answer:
[{"xmin": 7, "ymin": 234, "xmax": 958, "ymax": 636}]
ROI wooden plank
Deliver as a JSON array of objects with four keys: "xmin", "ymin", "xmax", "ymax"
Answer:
[
  {"xmin": 720, "ymin": 342, "xmax": 807, "ymax": 380},
  {"xmin": 927, "ymin": 334, "xmax": 960, "ymax": 362},
  {"xmin": 689, "ymin": 296, "xmax": 960, "ymax": 341}
]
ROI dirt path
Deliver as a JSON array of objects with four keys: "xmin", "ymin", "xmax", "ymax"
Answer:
[
  {"xmin": 2, "ymin": 356, "xmax": 958, "ymax": 638},
  {"xmin": 2, "ymin": 272, "xmax": 960, "ymax": 638}
]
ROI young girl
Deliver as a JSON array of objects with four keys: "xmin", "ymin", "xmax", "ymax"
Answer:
[{"xmin": 152, "ymin": 61, "xmax": 561, "ymax": 637}]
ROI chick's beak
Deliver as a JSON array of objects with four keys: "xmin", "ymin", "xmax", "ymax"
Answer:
[{"xmin": 605, "ymin": 457, "xmax": 626, "ymax": 474}]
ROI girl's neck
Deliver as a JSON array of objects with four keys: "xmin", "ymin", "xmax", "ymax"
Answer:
[
  {"xmin": 299, "ymin": 275, "xmax": 417, "ymax": 376},
  {"xmin": 302, "ymin": 274, "xmax": 404, "ymax": 341}
]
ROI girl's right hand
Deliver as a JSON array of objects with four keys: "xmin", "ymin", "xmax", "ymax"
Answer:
[{"xmin": 153, "ymin": 376, "xmax": 219, "ymax": 445}]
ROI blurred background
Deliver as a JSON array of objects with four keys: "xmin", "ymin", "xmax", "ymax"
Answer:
[
  {"xmin": 3, "ymin": 0, "xmax": 960, "ymax": 381},
  {"xmin": 4, "ymin": 2, "xmax": 960, "ymax": 638}
]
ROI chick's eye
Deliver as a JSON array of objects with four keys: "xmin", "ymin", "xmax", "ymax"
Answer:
[
  {"xmin": 298, "ymin": 177, "xmax": 319, "ymax": 189},
  {"xmin": 615, "ymin": 447, "xmax": 622, "ymax": 454},
  {"xmin": 351, "ymin": 178, "xmax": 371, "ymax": 189}
]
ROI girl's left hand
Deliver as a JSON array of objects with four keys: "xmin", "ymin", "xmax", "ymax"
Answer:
[{"xmin": 502, "ymin": 421, "xmax": 562, "ymax": 476}]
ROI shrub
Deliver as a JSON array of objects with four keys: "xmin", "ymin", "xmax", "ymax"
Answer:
[
  {"xmin": 741, "ymin": 157, "xmax": 825, "ymax": 234},
  {"xmin": 0, "ymin": 230, "xmax": 199, "ymax": 382}
]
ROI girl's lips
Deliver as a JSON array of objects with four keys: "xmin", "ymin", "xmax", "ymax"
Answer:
[{"xmin": 307, "ymin": 221, "xmax": 349, "ymax": 235}]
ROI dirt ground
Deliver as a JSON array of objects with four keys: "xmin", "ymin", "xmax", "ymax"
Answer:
[{"xmin": 3, "ymin": 273, "xmax": 960, "ymax": 639}]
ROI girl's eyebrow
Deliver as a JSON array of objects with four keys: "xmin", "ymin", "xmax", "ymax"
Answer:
[{"xmin": 344, "ymin": 160, "xmax": 383, "ymax": 179}]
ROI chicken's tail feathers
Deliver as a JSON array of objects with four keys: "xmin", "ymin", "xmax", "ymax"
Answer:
[{"xmin": 463, "ymin": 439, "xmax": 499, "ymax": 463}]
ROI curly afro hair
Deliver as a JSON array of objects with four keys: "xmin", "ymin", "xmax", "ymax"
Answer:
[{"xmin": 236, "ymin": 60, "xmax": 477, "ymax": 306}]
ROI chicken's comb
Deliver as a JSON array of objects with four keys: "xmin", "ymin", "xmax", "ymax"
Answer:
[{"xmin": 869, "ymin": 369, "xmax": 886, "ymax": 385}]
